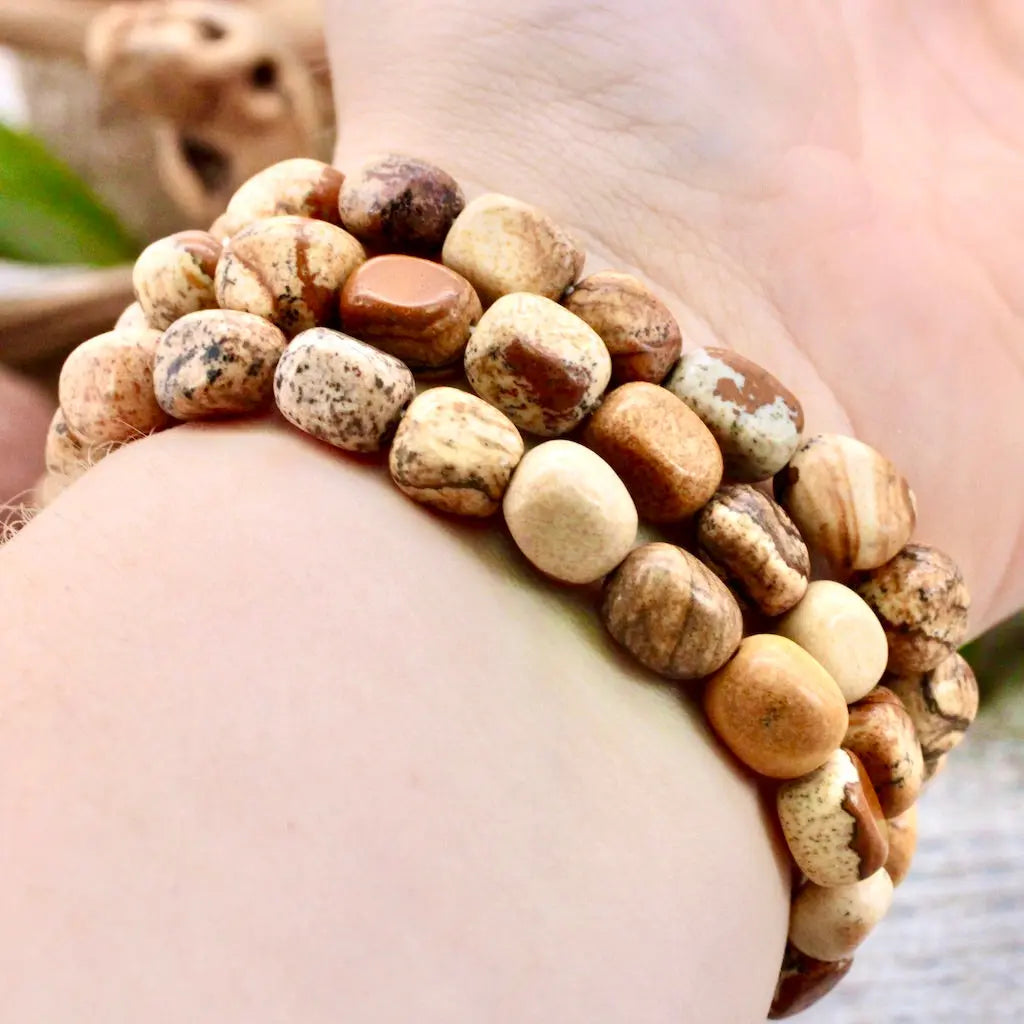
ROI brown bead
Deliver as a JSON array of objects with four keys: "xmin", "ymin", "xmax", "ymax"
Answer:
[
  {"xmin": 340, "ymin": 255, "xmax": 482, "ymax": 369},
  {"xmin": 222, "ymin": 158, "xmax": 345, "ymax": 235},
  {"xmin": 602, "ymin": 542, "xmax": 742, "ymax": 681},
  {"xmin": 562, "ymin": 271, "xmax": 682, "ymax": 385},
  {"xmin": 132, "ymin": 230, "xmax": 221, "ymax": 330},
  {"xmin": 776, "ymin": 434, "xmax": 916, "ymax": 575},
  {"xmin": 696, "ymin": 484, "xmax": 810, "ymax": 615},
  {"xmin": 885, "ymin": 804, "xmax": 918, "ymax": 886},
  {"xmin": 338, "ymin": 154, "xmax": 465, "ymax": 252},
  {"xmin": 843, "ymin": 686, "xmax": 924, "ymax": 818},
  {"xmin": 855, "ymin": 544, "xmax": 970, "ymax": 673},
  {"xmin": 582, "ymin": 382, "xmax": 723, "ymax": 522},
  {"xmin": 769, "ymin": 944, "xmax": 853, "ymax": 1019},
  {"xmin": 704, "ymin": 634, "xmax": 849, "ymax": 779},
  {"xmin": 923, "ymin": 753, "xmax": 948, "ymax": 782}
]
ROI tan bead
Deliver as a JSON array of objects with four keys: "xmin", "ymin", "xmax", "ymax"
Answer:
[
  {"xmin": 776, "ymin": 434, "xmax": 916, "ymax": 575},
  {"xmin": 274, "ymin": 327, "xmax": 415, "ymax": 453},
  {"xmin": 696, "ymin": 485, "xmax": 810, "ymax": 615},
  {"xmin": 789, "ymin": 868, "xmax": 894, "ymax": 962},
  {"xmin": 215, "ymin": 216, "xmax": 365, "ymax": 336},
  {"xmin": 664, "ymin": 347, "xmax": 804, "ymax": 482},
  {"xmin": 340, "ymin": 255, "xmax": 482, "ymax": 370},
  {"xmin": 581, "ymin": 382, "xmax": 723, "ymax": 522},
  {"xmin": 885, "ymin": 652, "xmax": 979, "ymax": 763},
  {"xmin": 44, "ymin": 408, "xmax": 86, "ymax": 479},
  {"xmin": 132, "ymin": 230, "xmax": 221, "ymax": 330},
  {"xmin": 465, "ymin": 293, "xmax": 611, "ymax": 436},
  {"xmin": 777, "ymin": 748, "xmax": 888, "ymax": 887},
  {"xmin": 153, "ymin": 310, "xmax": 287, "ymax": 420},
  {"xmin": 389, "ymin": 387, "xmax": 525, "ymax": 516},
  {"xmin": 58, "ymin": 328, "xmax": 168, "ymax": 445},
  {"xmin": 769, "ymin": 944, "xmax": 853, "ymax": 1019},
  {"xmin": 34, "ymin": 471, "xmax": 73, "ymax": 509},
  {"xmin": 222, "ymin": 158, "xmax": 344, "ymax": 235},
  {"xmin": 502, "ymin": 440, "xmax": 637, "ymax": 584},
  {"xmin": 115, "ymin": 301, "xmax": 149, "ymax": 332},
  {"xmin": 884, "ymin": 804, "xmax": 918, "ymax": 886},
  {"xmin": 338, "ymin": 154, "xmax": 465, "ymax": 253},
  {"xmin": 776, "ymin": 581, "xmax": 889, "ymax": 704},
  {"xmin": 704, "ymin": 634, "xmax": 849, "ymax": 779},
  {"xmin": 923, "ymin": 753, "xmax": 948, "ymax": 782},
  {"xmin": 855, "ymin": 544, "xmax": 970, "ymax": 673},
  {"xmin": 602, "ymin": 543, "xmax": 742, "ymax": 680},
  {"xmin": 844, "ymin": 686, "xmax": 924, "ymax": 818},
  {"xmin": 562, "ymin": 271, "xmax": 682, "ymax": 385},
  {"xmin": 442, "ymin": 193, "xmax": 584, "ymax": 306}
]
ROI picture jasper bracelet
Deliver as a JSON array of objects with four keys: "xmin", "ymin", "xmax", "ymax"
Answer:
[{"xmin": 41, "ymin": 154, "xmax": 978, "ymax": 1019}]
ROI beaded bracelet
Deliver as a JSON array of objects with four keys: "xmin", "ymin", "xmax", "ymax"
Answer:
[{"xmin": 41, "ymin": 154, "xmax": 978, "ymax": 1020}]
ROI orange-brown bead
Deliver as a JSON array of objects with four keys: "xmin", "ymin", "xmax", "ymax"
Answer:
[
  {"xmin": 884, "ymin": 804, "xmax": 918, "ymax": 886},
  {"xmin": 769, "ymin": 944, "xmax": 853, "ymax": 1019}
]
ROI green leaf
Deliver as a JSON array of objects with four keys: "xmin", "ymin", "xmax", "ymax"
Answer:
[{"xmin": 0, "ymin": 122, "xmax": 139, "ymax": 266}]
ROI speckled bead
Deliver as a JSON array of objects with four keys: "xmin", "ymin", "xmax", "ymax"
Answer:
[
  {"xmin": 777, "ymin": 748, "xmax": 889, "ymax": 887},
  {"xmin": 44, "ymin": 408, "xmax": 86, "ymax": 479},
  {"xmin": 340, "ymin": 255, "xmax": 482, "ymax": 370},
  {"xmin": 58, "ymin": 328, "xmax": 168, "ymax": 445},
  {"xmin": 843, "ymin": 686, "xmax": 924, "ymax": 818},
  {"xmin": 885, "ymin": 652, "xmax": 979, "ymax": 764},
  {"xmin": 115, "ymin": 301, "xmax": 149, "ymax": 332},
  {"xmin": 503, "ymin": 440, "xmax": 637, "ymax": 584},
  {"xmin": 769, "ymin": 944, "xmax": 853, "ymax": 1019},
  {"xmin": 695, "ymin": 485, "xmax": 810, "ymax": 615},
  {"xmin": 602, "ymin": 543, "xmax": 743, "ymax": 681},
  {"xmin": 274, "ymin": 327, "xmax": 415, "ymax": 452},
  {"xmin": 776, "ymin": 434, "xmax": 916, "ymax": 575},
  {"xmin": 464, "ymin": 292, "xmax": 611, "ymax": 436},
  {"xmin": 704, "ymin": 634, "xmax": 849, "ymax": 779},
  {"xmin": 215, "ymin": 216, "xmax": 365, "ymax": 336},
  {"xmin": 581, "ymin": 382, "xmax": 723, "ymax": 522},
  {"xmin": 132, "ymin": 230, "xmax": 221, "ymax": 330},
  {"xmin": 664, "ymin": 347, "xmax": 804, "ymax": 482},
  {"xmin": 442, "ymin": 193, "xmax": 584, "ymax": 306},
  {"xmin": 562, "ymin": 271, "xmax": 682, "ymax": 385},
  {"xmin": 389, "ymin": 387, "xmax": 524, "ymax": 516},
  {"xmin": 338, "ymin": 154, "xmax": 465, "ymax": 253},
  {"xmin": 153, "ymin": 310, "xmax": 287, "ymax": 419},
  {"xmin": 884, "ymin": 804, "xmax": 918, "ymax": 886},
  {"xmin": 855, "ymin": 544, "xmax": 970, "ymax": 673},
  {"xmin": 789, "ymin": 868, "xmax": 894, "ymax": 962}
]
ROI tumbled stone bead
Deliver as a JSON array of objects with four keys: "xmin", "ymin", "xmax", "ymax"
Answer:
[
  {"xmin": 389, "ymin": 387, "xmax": 524, "ymax": 516},
  {"xmin": 58, "ymin": 328, "xmax": 168, "ymax": 445},
  {"xmin": 777, "ymin": 748, "xmax": 888, "ymax": 887},
  {"xmin": 503, "ymin": 440, "xmax": 637, "ymax": 584},
  {"xmin": 664, "ymin": 347, "xmax": 804, "ymax": 482},
  {"xmin": 44, "ymin": 408, "xmax": 86, "ymax": 479},
  {"xmin": 562, "ymin": 271, "xmax": 682, "ymax": 385},
  {"xmin": 274, "ymin": 327, "xmax": 415, "ymax": 452},
  {"xmin": 465, "ymin": 293, "xmax": 611, "ymax": 436},
  {"xmin": 776, "ymin": 434, "xmax": 916, "ymax": 575},
  {"xmin": 885, "ymin": 804, "xmax": 918, "ymax": 886},
  {"xmin": 695, "ymin": 484, "xmax": 810, "ymax": 615},
  {"xmin": 442, "ymin": 193, "xmax": 584, "ymax": 306},
  {"xmin": 215, "ymin": 216, "xmax": 365, "ymax": 336},
  {"xmin": 789, "ymin": 868, "xmax": 894, "ymax": 962},
  {"xmin": 843, "ymin": 686, "xmax": 924, "ymax": 818},
  {"xmin": 581, "ymin": 382, "xmax": 722, "ymax": 522},
  {"xmin": 776, "ymin": 580, "xmax": 889, "ymax": 704},
  {"xmin": 132, "ymin": 230, "xmax": 221, "ymax": 330},
  {"xmin": 885, "ymin": 652, "xmax": 979, "ymax": 764},
  {"xmin": 704, "ymin": 634, "xmax": 848, "ymax": 779},
  {"xmin": 340, "ymin": 255, "xmax": 482, "ymax": 370},
  {"xmin": 115, "ymin": 300, "xmax": 149, "ymax": 332},
  {"xmin": 855, "ymin": 544, "xmax": 970, "ymax": 673},
  {"xmin": 923, "ymin": 753, "xmax": 948, "ymax": 782},
  {"xmin": 769, "ymin": 943, "xmax": 853, "ymax": 1019},
  {"xmin": 338, "ymin": 154, "xmax": 465, "ymax": 253},
  {"xmin": 602, "ymin": 543, "xmax": 742, "ymax": 680}
]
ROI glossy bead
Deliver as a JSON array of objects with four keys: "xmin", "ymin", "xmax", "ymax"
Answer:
[
  {"xmin": 562, "ymin": 271, "xmax": 681, "ymax": 385},
  {"xmin": 221, "ymin": 158, "xmax": 344, "ymax": 235},
  {"xmin": 465, "ymin": 293, "xmax": 611, "ymax": 436},
  {"xmin": 776, "ymin": 434, "xmax": 916, "ymax": 575},
  {"xmin": 602, "ymin": 543, "xmax": 743, "ymax": 681},
  {"xmin": 695, "ymin": 484, "xmax": 810, "ymax": 615},
  {"xmin": 503, "ymin": 440, "xmax": 637, "ymax": 584},
  {"xmin": 884, "ymin": 804, "xmax": 918, "ymax": 886},
  {"xmin": 132, "ymin": 230, "xmax": 221, "ymax": 330},
  {"xmin": 389, "ymin": 387, "xmax": 524, "ymax": 517},
  {"xmin": 855, "ymin": 544, "xmax": 970, "ymax": 673},
  {"xmin": 703, "ymin": 634, "xmax": 849, "ymax": 779},
  {"xmin": 769, "ymin": 944, "xmax": 853, "ymax": 1019}
]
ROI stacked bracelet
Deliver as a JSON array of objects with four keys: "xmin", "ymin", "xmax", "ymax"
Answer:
[{"xmin": 41, "ymin": 153, "xmax": 978, "ymax": 1019}]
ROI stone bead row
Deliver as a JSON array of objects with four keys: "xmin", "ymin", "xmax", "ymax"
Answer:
[{"xmin": 45, "ymin": 154, "xmax": 979, "ymax": 1020}]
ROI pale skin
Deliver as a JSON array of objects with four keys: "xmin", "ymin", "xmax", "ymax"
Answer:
[{"xmin": 0, "ymin": 2, "xmax": 1022, "ymax": 1021}]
